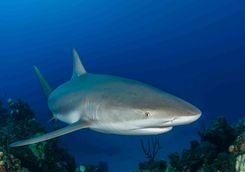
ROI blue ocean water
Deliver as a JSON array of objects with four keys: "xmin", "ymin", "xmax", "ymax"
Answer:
[{"xmin": 0, "ymin": 0, "xmax": 245, "ymax": 171}]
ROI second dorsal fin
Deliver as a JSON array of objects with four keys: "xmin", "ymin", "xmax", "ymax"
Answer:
[{"xmin": 71, "ymin": 48, "xmax": 86, "ymax": 79}]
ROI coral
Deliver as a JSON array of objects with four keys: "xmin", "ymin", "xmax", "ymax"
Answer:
[
  {"xmin": 165, "ymin": 116, "xmax": 245, "ymax": 172},
  {"xmin": 199, "ymin": 117, "xmax": 235, "ymax": 152},
  {"xmin": 77, "ymin": 165, "xmax": 86, "ymax": 172},
  {"xmin": 164, "ymin": 165, "xmax": 177, "ymax": 172},
  {"xmin": 168, "ymin": 152, "xmax": 181, "ymax": 171},
  {"xmin": 140, "ymin": 137, "xmax": 161, "ymax": 162},
  {"xmin": 229, "ymin": 133, "xmax": 245, "ymax": 155},
  {"xmin": 235, "ymin": 154, "xmax": 245, "ymax": 171},
  {"xmin": 76, "ymin": 162, "xmax": 108, "ymax": 172},
  {"xmin": 0, "ymin": 99, "xmax": 76, "ymax": 172},
  {"xmin": 166, "ymin": 141, "xmax": 219, "ymax": 172},
  {"xmin": 135, "ymin": 116, "xmax": 245, "ymax": 172},
  {"xmin": 212, "ymin": 152, "xmax": 234, "ymax": 172},
  {"xmin": 136, "ymin": 137, "xmax": 167, "ymax": 172},
  {"xmin": 0, "ymin": 151, "xmax": 29, "ymax": 172},
  {"xmin": 229, "ymin": 133, "xmax": 245, "ymax": 172},
  {"xmin": 28, "ymin": 134, "xmax": 47, "ymax": 161},
  {"xmin": 164, "ymin": 117, "xmax": 238, "ymax": 172},
  {"xmin": 234, "ymin": 118, "xmax": 245, "ymax": 137},
  {"xmin": 139, "ymin": 160, "xmax": 167, "ymax": 172}
]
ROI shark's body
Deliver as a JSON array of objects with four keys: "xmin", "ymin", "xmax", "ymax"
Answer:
[{"xmin": 10, "ymin": 49, "xmax": 201, "ymax": 147}]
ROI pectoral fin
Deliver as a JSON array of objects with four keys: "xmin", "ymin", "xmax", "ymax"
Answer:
[{"xmin": 10, "ymin": 121, "xmax": 90, "ymax": 147}]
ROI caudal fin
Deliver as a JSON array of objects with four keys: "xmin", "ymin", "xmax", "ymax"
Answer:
[{"xmin": 33, "ymin": 65, "xmax": 52, "ymax": 100}]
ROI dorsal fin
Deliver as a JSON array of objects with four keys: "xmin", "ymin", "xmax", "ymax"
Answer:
[
  {"xmin": 72, "ymin": 48, "xmax": 86, "ymax": 79},
  {"xmin": 33, "ymin": 65, "xmax": 52, "ymax": 100}
]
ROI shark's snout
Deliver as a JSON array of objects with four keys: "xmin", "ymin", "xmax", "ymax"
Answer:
[
  {"xmin": 171, "ymin": 106, "xmax": 201, "ymax": 126},
  {"xmin": 173, "ymin": 112, "xmax": 201, "ymax": 125},
  {"xmin": 186, "ymin": 104, "xmax": 202, "ymax": 116}
]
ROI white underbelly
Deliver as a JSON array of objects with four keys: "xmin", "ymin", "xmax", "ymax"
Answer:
[{"xmin": 90, "ymin": 121, "xmax": 173, "ymax": 135}]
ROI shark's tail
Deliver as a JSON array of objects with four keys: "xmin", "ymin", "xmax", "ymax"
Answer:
[{"xmin": 33, "ymin": 65, "xmax": 52, "ymax": 100}]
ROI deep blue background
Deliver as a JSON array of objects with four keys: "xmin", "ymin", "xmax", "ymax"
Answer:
[{"xmin": 1, "ymin": 0, "xmax": 245, "ymax": 171}]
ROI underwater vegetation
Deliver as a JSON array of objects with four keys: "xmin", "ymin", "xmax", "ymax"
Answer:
[
  {"xmin": 134, "ymin": 117, "xmax": 245, "ymax": 172},
  {"xmin": 0, "ymin": 99, "xmax": 76, "ymax": 172}
]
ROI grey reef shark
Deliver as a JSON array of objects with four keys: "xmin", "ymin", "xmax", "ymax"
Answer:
[{"xmin": 10, "ymin": 49, "xmax": 201, "ymax": 147}]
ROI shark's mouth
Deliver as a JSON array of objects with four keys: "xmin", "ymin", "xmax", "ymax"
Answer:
[
  {"xmin": 90, "ymin": 120, "xmax": 174, "ymax": 135},
  {"xmin": 134, "ymin": 118, "xmax": 175, "ymax": 129},
  {"xmin": 131, "ymin": 126, "xmax": 173, "ymax": 135},
  {"xmin": 137, "ymin": 113, "xmax": 201, "ymax": 129}
]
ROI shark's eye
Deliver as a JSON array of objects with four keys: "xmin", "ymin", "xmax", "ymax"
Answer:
[{"xmin": 145, "ymin": 111, "xmax": 150, "ymax": 118}]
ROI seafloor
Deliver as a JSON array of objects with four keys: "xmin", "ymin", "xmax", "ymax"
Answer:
[{"xmin": 0, "ymin": 99, "xmax": 244, "ymax": 172}]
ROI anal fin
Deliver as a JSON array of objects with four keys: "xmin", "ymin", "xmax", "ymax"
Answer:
[{"xmin": 10, "ymin": 121, "xmax": 90, "ymax": 147}]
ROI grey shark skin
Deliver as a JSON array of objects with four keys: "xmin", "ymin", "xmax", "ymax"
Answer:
[{"xmin": 10, "ymin": 49, "xmax": 201, "ymax": 147}]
